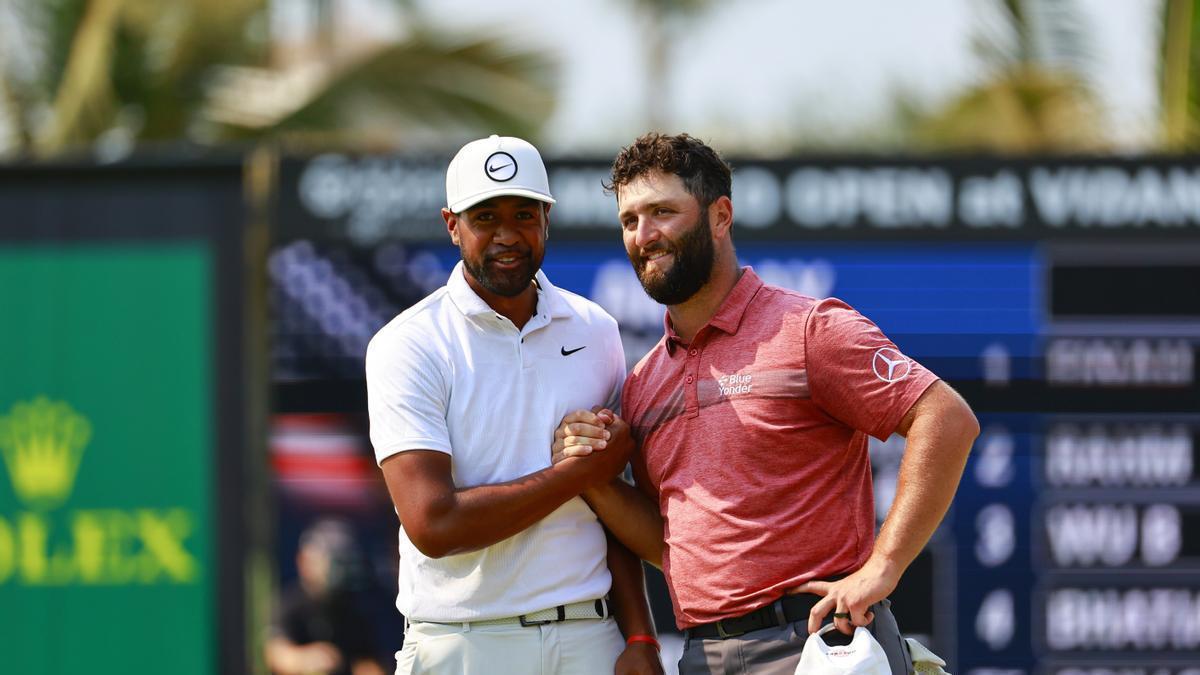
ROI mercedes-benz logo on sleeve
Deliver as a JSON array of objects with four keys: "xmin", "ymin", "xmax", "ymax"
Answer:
[
  {"xmin": 872, "ymin": 347, "xmax": 912, "ymax": 383},
  {"xmin": 484, "ymin": 151, "xmax": 517, "ymax": 182}
]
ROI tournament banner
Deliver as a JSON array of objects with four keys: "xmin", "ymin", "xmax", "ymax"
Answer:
[
  {"xmin": 278, "ymin": 153, "xmax": 1200, "ymax": 243},
  {"xmin": 0, "ymin": 160, "xmax": 258, "ymax": 674}
]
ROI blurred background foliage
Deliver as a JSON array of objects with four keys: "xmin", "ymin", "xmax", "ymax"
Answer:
[
  {"xmin": 0, "ymin": 0, "xmax": 557, "ymax": 157},
  {"xmin": 909, "ymin": 0, "xmax": 1107, "ymax": 152},
  {"xmin": 0, "ymin": 0, "xmax": 1198, "ymax": 158},
  {"xmin": 1161, "ymin": 0, "xmax": 1200, "ymax": 148}
]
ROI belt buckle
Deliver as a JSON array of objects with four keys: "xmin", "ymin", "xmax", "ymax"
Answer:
[
  {"xmin": 715, "ymin": 619, "xmax": 745, "ymax": 639},
  {"xmin": 519, "ymin": 614, "xmax": 553, "ymax": 627}
]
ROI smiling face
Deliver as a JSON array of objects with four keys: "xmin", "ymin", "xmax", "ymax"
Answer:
[
  {"xmin": 445, "ymin": 195, "xmax": 549, "ymax": 299},
  {"xmin": 617, "ymin": 170, "xmax": 715, "ymax": 305}
]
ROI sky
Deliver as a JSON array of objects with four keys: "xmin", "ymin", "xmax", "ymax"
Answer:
[{"xmin": 285, "ymin": 0, "xmax": 1163, "ymax": 154}]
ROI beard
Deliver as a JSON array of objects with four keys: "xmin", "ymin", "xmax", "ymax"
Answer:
[
  {"xmin": 628, "ymin": 210, "xmax": 714, "ymax": 305},
  {"xmin": 461, "ymin": 245, "xmax": 544, "ymax": 298}
]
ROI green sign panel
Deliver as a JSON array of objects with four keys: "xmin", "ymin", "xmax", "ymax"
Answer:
[{"xmin": 0, "ymin": 245, "xmax": 214, "ymax": 674}]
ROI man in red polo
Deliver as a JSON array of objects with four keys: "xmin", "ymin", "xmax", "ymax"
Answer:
[{"xmin": 553, "ymin": 133, "xmax": 979, "ymax": 674}]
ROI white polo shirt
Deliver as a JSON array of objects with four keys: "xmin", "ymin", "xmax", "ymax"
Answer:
[{"xmin": 365, "ymin": 261, "xmax": 626, "ymax": 622}]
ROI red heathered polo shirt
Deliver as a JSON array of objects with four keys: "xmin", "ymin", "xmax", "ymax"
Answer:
[{"xmin": 622, "ymin": 267, "xmax": 939, "ymax": 629}]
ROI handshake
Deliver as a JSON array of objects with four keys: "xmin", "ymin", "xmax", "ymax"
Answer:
[{"xmin": 551, "ymin": 408, "xmax": 633, "ymax": 485}]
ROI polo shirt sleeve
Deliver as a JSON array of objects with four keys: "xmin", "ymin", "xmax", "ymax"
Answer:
[
  {"xmin": 365, "ymin": 329, "xmax": 452, "ymax": 464},
  {"xmin": 804, "ymin": 297, "xmax": 938, "ymax": 441}
]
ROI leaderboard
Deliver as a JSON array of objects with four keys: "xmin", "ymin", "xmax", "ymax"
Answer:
[
  {"xmin": 952, "ymin": 244, "xmax": 1200, "ymax": 675},
  {"xmin": 1035, "ymin": 247, "xmax": 1200, "ymax": 675}
]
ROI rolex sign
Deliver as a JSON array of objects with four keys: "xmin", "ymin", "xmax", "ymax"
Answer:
[{"xmin": 0, "ymin": 247, "xmax": 214, "ymax": 674}]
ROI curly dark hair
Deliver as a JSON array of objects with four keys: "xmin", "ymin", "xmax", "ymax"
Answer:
[{"xmin": 605, "ymin": 133, "xmax": 732, "ymax": 207}]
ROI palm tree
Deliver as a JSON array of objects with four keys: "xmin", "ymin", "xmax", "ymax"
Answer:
[
  {"xmin": 0, "ymin": 0, "xmax": 558, "ymax": 157},
  {"xmin": 912, "ymin": 0, "xmax": 1108, "ymax": 153},
  {"xmin": 5, "ymin": 0, "xmax": 268, "ymax": 154},
  {"xmin": 206, "ymin": 28, "xmax": 557, "ymax": 147}
]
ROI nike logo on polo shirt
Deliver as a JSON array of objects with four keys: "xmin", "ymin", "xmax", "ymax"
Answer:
[{"xmin": 561, "ymin": 346, "xmax": 587, "ymax": 356}]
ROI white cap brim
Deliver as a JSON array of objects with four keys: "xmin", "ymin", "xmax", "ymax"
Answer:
[{"xmin": 450, "ymin": 186, "xmax": 556, "ymax": 214}]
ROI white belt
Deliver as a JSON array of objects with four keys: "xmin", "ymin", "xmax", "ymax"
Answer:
[{"xmin": 417, "ymin": 598, "xmax": 610, "ymax": 628}]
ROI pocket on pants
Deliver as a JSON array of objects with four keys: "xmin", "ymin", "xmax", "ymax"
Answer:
[{"xmin": 394, "ymin": 625, "xmax": 463, "ymax": 675}]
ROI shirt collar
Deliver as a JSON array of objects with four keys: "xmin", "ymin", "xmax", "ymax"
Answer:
[
  {"xmin": 446, "ymin": 260, "xmax": 572, "ymax": 320},
  {"xmin": 663, "ymin": 266, "xmax": 763, "ymax": 354},
  {"xmin": 534, "ymin": 268, "xmax": 573, "ymax": 319}
]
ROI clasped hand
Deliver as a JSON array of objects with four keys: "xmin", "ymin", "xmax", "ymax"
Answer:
[
  {"xmin": 549, "ymin": 407, "xmax": 634, "ymax": 490},
  {"xmin": 552, "ymin": 408, "xmax": 628, "ymax": 464}
]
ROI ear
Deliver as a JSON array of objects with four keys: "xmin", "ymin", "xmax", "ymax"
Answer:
[
  {"xmin": 709, "ymin": 195, "xmax": 734, "ymax": 240},
  {"xmin": 442, "ymin": 208, "xmax": 461, "ymax": 246}
]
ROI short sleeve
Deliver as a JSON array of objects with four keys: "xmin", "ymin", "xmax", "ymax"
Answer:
[
  {"xmin": 365, "ymin": 329, "xmax": 452, "ymax": 464},
  {"xmin": 805, "ymin": 298, "xmax": 938, "ymax": 440}
]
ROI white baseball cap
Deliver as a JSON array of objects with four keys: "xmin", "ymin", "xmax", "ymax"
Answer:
[{"xmin": 446, "ymin": 135, "xmax": 556, "ymax": 213}]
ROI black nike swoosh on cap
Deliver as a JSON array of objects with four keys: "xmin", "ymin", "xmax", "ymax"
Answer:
[
  {"xmin": 488, "ymin": 162, "xmax": 512, "ymax": 173},
  {"xmin": 561, "ymin": 346, "xmax": 586, "ymax": 356}
]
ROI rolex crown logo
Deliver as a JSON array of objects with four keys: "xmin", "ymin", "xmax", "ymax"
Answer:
[{"xmin": 0, "ymin": 396, "xmax": 91, "ymax": 510}]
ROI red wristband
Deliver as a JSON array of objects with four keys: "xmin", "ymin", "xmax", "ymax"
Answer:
[{"xmin": 626, "ymin": 634, "xmax": 660, "ymax": 651}]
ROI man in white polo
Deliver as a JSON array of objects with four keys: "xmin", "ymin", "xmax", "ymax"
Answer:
[{"xmin": 366, "ymin": 135, "xmax": 662, "ymax": 675}]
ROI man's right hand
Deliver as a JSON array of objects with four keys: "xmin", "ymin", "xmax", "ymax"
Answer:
[
  {"xmin": 552, "ymin": 409, "xmax": 634, "ymax": 486},
  {"xmin": 552, "ymin": 409, "xmax": 665, "ymax": 567},
  {"xmin": 552, "ymin": 408, "xmax": 620, "ymax": 463}
]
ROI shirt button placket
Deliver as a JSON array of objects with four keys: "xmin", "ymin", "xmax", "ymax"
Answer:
[{"xmin": 685, "ymin": 346, "xmax": 699, "ymax": 417}]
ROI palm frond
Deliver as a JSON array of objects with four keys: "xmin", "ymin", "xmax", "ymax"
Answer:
[
  {"xmin": 36, "ymin": 0, "xmax": 124, "ymax": 153},
  {"xmin": 35, "ymin": 0, "xmax": 91, "ymax": 97},
  {"xmin": 971, "ymin": 0, "xmax": 1092, "ymax": 75},
  {"xmin": 1027, "ymin": 0, "xmax": 1094, "ymax": 77},
  {"xmin": 32, "ymin": 0, "xmax": 268, "ymax": 152},
  {"xmin": 915, "ymin": 68, "xmax": 1105, "ymax": 153},
  {"xmin": 211, "ymin": 31, "xmax": 557, "ymax": 143},
  {"xmin": 19, "ymin": 0, "xmax": 556, "ymax": 155},
  {"xmin": 918, "ymin": 0, "xmax": 1103, "ymax": 153}
]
